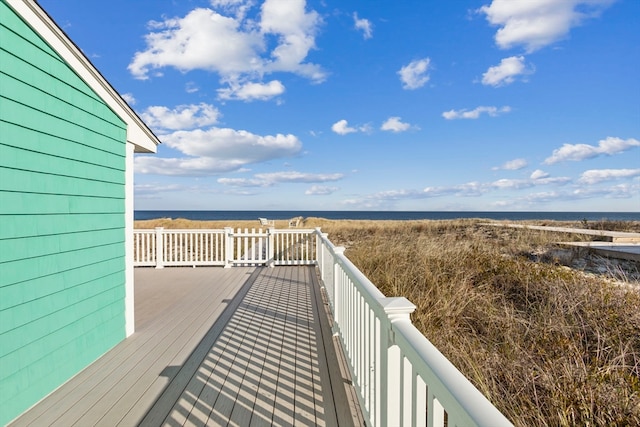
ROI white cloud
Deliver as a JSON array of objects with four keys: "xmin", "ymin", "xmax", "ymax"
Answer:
[
  {"xmin": 331, "ymin": 119, "xmax": 370, "ymax": 135},
  {"xmin": 520, "ymin": 191, "xmax": 564, "ymax": 204},
  {"xmin": 255, "ymin": 171, "xmax": 343, "ymax": 183},
  {"xmin": 218, "ymin": 80, "xmax": 285, "ymax": 101},
  {"xmin": 544, "ymin": 137, "xmax": 640, "ymax": 164},
  {"xmin": 479, "ymin": 0, "xmax": 616, "ymax": 53},
  {"xmin": 354, "ymin": 13, "xmax": 373, "ymax": 39},
  {"xmin": 185, "ymin": 82, "xmax": 199, "ymax": 93},
  {"xmin": 217, "ymin": 177, "xmax": 267, "ymax": 187},
  {"xmin": 578, "ymin": 169, "xmax": 640, "ymax": 184},
  {"xmin": 504, "ymin": 179, "xmax": 640, "ymax": 207},
  {"xmin": 490, "ymin": 170, "xmax": 571, "ymax": 188},
  {"xmin": 424, "ymin": 182, "xmax": 488, "ymax": 197},
  {"xmin": 537, "ymin": 177, "xmax": 572, "ymax": 186},
  {"xmin": 135, "ymin": 156, "xmax": 246, "ymax": 176},
  {"xmin": 331, "ymin": 119, "xmax": 356, "ymax": 135},
  {"xmin": 163, "ymin": 127, "xmax": 300, "ymax": 158},
  {"xmin": 571, "ymin": 184, "xmax": 638, "ymax": 199},
  {"xmin": 492, "ymin": 158, "xmax": 528, "ymax": 170},
  {"xmin": 141, "ymin": 103, "xmax": 221, "ymax": 131},
  {"xmin": 129, "ymin": 1, "xmax": 325, "ymax": 96},
  {"xmin": 481, "ymin": 56, "xmax": 531, "ymax": 86},
  {"xmin": 381, "ymin": 117, "xmax": 411, "ymax": 132},
  {"xmin": 129, "ymin": 8, "xmax": 263, "ymax": 79},
  {"xmin": 491, "ymin": 175, "xmax": 571, "ymax": 189},
  {"xmin": 306, "ymin": 185, "xmax": 339, "ymax": 195},
  {"xmin": 378, "ymin": 189, "xmax": 427, "ymax": 200},
  {"xmin": 443, "ymin": 105, "xmax": 511, "ymax": 120},
  {"xmin": 134, "ymin": 183, "xmax": 185, "ymax": 195},
  {"xmin": 398, "ymin": 58, "xmax": 431, "ymax": 90},
  {"xmin": 491, "ymin": 178, "xmax": 532, "ymax": 190},
  {"xmin": 259, "ymin": 0, "xmax": 324, "ymax": 80},
  {"xmin": 210, "ymin": 0, "xmax": 252, "ymax": 20},
  {"xmin": 345, "ymin": 171, "xmax": 573, "ymax": 208},
  {"xmin": 530, "ymin": 169, "xmax": 549, "ymax": 180},
  {"xmin": 135, "ymin": 127, "xmax": 302, "ymax": 176},
  {"xmin": 210, "ymin": 1, "xmax": 245, "ymax": 7},
  {"xmin": 218, "ymin": 171, "xmax": 344, "ymax": 187},
  {"xmin": 121, "ymin": 93, "xmax": 136, "ymax": 105}
]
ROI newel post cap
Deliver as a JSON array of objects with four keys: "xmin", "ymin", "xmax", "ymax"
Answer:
[{"xmin": 381, "ymin": 297, "xmax": 416, "ymax": 323}]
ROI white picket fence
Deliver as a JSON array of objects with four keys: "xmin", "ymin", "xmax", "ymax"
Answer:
[
  {"xmin": 133, "ymin": 227, "xmax": 512, "ymax": 426},
  {"xmin": 133, "ymin": 227, "xmax": 316, "ymax": 267}
]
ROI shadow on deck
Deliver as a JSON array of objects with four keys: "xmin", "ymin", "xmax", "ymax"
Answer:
[{"xmin": 11, "ymin": 267, "xmax": 362, "ymax": 426}]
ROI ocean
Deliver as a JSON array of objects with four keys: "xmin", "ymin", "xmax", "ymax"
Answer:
[{"xmin": 134, "ymin": 210, "xmax": 640, "ymax": 222}]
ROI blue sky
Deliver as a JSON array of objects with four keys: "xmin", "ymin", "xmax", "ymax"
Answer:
[{"xmin": 39, "ymin": 0, "xmax": 639, "ymax": 211}]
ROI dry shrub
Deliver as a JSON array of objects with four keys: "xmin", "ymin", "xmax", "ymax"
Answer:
[{"xmin": 324, "ymin": 220, "xmax": 640, "ymax": 427}]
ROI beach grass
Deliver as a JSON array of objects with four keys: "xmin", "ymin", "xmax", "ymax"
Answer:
[{"xmin": 135, "ymin": 217, "xmax": 640, "ymax": 426}]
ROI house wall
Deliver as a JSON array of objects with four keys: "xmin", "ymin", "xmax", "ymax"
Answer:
[{"xmin": 0, "ymin": 1, "xmax": 129, "ymax": 423}]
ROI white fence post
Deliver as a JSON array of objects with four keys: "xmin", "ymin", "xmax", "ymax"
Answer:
[
  {"xmin": 332, "ymin": 246, "xmax": 345, "ymax": 329},
  {"xmin": 268, "ymin": 227, "xmax": 275, "ymax": 267},
  {"xmin": 224, "ymin": 227, "xmax": 233, "ymax": 268},
  {"xmin": 322, "ymin": 232, "xmax": 331, "ymax": 282},
  {"xmin": 316, "ymin": 229, "xmax": 326, "ymax": 280},
  {"xmin": 315, "ymin": 228, "xmax": 323, "ymax": 276},
  {"xmin": 380, "ymin": 297, "xmax": 416, "ymax": 427},
  {"xmin": 155, "ymin": 227, "xmax": 164, "ymax": 269}
]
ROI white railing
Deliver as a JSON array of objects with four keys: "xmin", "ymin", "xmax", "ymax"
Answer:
[
  {"xmin": 133, "ymin": 227, "xmax": 512, "ymax": 426},
  {"xmin": 133, "ymin": 229, "xmax": 157, "ymax": 267},
  {"xmin": 273, "ymin": 228, "xmax": 316, "ymax": 265},
  {"xmin": 133, "ymin": 227, "xmax": 316, "ymax": 268},
  {"xmin": 315, "ymin": 229, "xmax": 513, "ymax": 427}
]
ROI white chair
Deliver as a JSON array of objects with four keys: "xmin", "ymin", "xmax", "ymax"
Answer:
[
  {"xmin": 288, "ymin": 217, "xmax": 302, "ymax": 228},
  {"xmin": 258, "ymin": 217, "xmax": 274, "ymax": 227}
]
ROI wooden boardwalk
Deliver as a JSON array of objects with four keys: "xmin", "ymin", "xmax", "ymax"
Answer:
[
  {"xmin": 11, "ymin": 267, "xmax": 361, "ymax": 426},
  {"xmin": 483, "ymin": 222, "xmax": 640, "ymax": 261}
]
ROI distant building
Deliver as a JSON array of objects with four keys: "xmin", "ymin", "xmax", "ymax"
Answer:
[{"xmin": 0, "ymin": 0, "xmax": 159, "ymax": 423}]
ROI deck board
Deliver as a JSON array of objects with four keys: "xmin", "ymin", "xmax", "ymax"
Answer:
[
  {"xmin": 10, "ymin": 266, "xmax": 359, "ymax": 426},
  {"xmin": 12, "ymin": 267, "xmax": 252, "ymax": 427}
]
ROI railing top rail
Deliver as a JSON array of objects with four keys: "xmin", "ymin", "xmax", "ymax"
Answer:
[
  {"xmin": 134, "ymin": 228, "xmax": 315, "ymax": 233},
  {"xmin": 393, "ymin": 321, "xmax": 512, "ymax": 426},
  {"xmin": 135, "ymin": 228, "xmax": 226, "ymax": 233}
]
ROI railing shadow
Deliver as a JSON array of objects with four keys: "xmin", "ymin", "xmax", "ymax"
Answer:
[{"xmin": 139, "ymin": 267, "xmax": 332, "ymax": 426}]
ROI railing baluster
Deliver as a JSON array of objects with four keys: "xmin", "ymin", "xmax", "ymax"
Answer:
[
  {"xmin": 235, "ymin": 228, "xmax": 240, "ymax": 262},
  {"xmin": 403, "ymin": 355, "xmax": 412, "ymax": 425},
  {"xmin": 200, "ymin": 232, "xmax": 205, "ymax": 262}
]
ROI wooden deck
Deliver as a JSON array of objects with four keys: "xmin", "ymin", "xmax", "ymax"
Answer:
[{"xmin": 11, "ymin": 266, "xmax": 362, "ymax": 426}]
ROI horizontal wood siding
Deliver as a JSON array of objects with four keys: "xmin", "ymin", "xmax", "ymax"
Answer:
[{"xmin": 0, "ymin": 2, "xmax": 128, "ymax": 424}]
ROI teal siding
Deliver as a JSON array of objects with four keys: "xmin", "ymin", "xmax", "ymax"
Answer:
[{"xmin": 0, "ymin": 2, "xmax": 129, "ymax": 424}]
